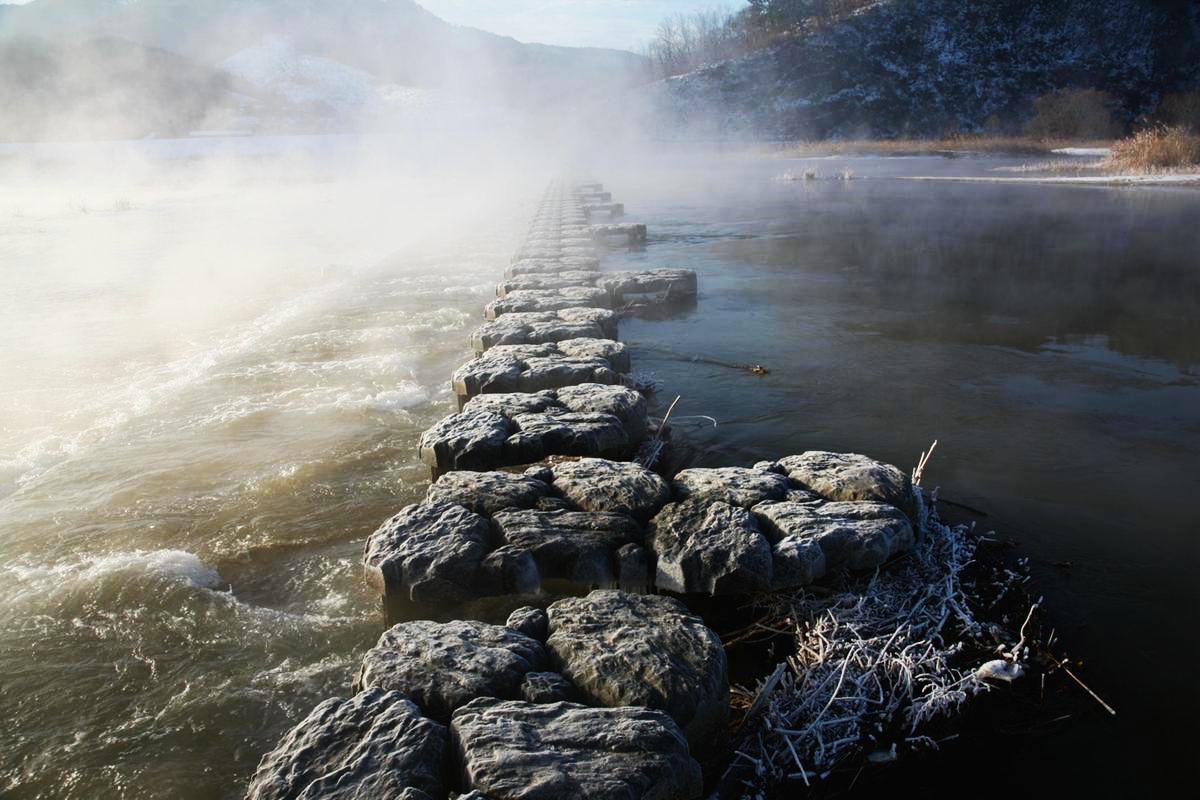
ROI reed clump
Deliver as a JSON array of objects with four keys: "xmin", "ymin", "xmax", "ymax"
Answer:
[{"xmin": 1105, "ymin": 125, "xmax": 1200, "ymax": 171}]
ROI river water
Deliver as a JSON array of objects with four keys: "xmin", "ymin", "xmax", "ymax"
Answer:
[{"xmin": 1, "ymin": 138, "xmax": 1196, "ymax": 797}]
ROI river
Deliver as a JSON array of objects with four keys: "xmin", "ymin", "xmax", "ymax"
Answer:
[{"xmin": 1, "ymin": 137, "xmax": 1196, "ymax": 797}]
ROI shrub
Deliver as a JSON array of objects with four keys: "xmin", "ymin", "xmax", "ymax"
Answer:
[
  {"xmin": 1025, "ymin": 89, "xmax": 1123, "ymax": 140},
  {"xmin": 1106, "ymin": 125, "xmax": 1200, "ymax": 171}
]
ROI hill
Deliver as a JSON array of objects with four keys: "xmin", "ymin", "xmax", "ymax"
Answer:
[{"xmin": 626, "ymin": 0, "xmax": 1200, "ymax": 140}]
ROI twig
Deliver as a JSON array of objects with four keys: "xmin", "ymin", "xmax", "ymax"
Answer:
[
  {"xmin": 912, "ymin": 440, "xmax": 938, "ymax": 486},
  {"xmin": 1048, "ymin": 654, "xmax": 1117, "ymax": 716}
]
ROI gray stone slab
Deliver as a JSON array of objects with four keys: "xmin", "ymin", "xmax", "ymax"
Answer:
[
  {"xmin": 776, "ymin": 450, "xmax": 912, "ymax": 509},
  {"xmin": 550, "ymin": 458, "xmax": 670, "ymax": 522},
  {"xmin": 497, "ymin": 271, "xmax": 600, "ymax": 296},
  {"xmin": 546, "ymin": 590, "xmax": 728, "ymax": 758},
  {"xmin": 485, "ymin": 287, "xmax": 610, "ymax": 319},
  {"xmin": 471, "ymin": 308, "xmax": 618, "ymax": 352},
  {"xmin": 597, "ymin": 269, "xmax": 698, "ymax": 305},
  {"xmin": 670, "ymin": 466, "xmax": 791, "ymax": 509},
  {"xmin": 356, "ymin": 620, "xmax": 546, "ymax": 721},
  {"xmin": 753, "ymin": 500, "xmax": 915, "ymax": 572},
  {"xmin": 554, "ymin": 384, "xmax": 648, "ymax": 442},
  {"xmin": 425, "ymin": 470, "xmax": 552, "ymax": 516},
  {"xmin": 417, "ymin": 411, "xmax": 512, "ymax": 478},
  {"xmin": 493, "ymin": 508, "xmax": 643, "ymax": 588},
  {"xmin": 244, "ymin": 689, "xmax": 445, "ymax": 800},
  {"xmin": 452, "ymin": 699, "xmax": 702, "ymax": 800},
  {"xmin": 363, "ymin": 502, "xmax": 493, "ymax": 604},
  {"xmin": 508, "ymin": 412, "xmax": 632, "ymax": 462},
  {"xmin": 648, "ymin": 499, "xmax": 773, "ymax": 595},
  {"xmin": 452, "ymin": 345, "xmax": 624, "ymax": 403}
]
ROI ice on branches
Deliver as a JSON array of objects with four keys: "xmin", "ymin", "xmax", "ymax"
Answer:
[{"xmin": 728, "ymin": 487, "xmax": 1028, "ymax": 790}]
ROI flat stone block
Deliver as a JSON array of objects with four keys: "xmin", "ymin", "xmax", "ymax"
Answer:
[
  {"xmin": 546, "ymin": 590, "xmax": 729, "ymax": 758},
  {"xmin": 452, "ymin": 699, "xmax": 701, "ymax": 800},
  {"xmin": 492, "ymin": 508, "xmax": 643, "ymax": 588},
  {"xmin": 485, "ymin": 287, "xmax": 610, "ymax": 319},
  {"xmin": 753, "ymin": 499, "xmax": 915, "ymax": 572},
  {"xmin": 648, "ymin": 499, "xmax": 773, "ymax": 595},
  {"xmin": 471, "ymin": 308, "xmax": 618, "ymax": 352},
  {"xmin": 775, "ymin": 450, "xmax": 912, "ymax": 509},
  {"xmin": 356, "ymin": 620, "xmax": 547, "ymax": 721}
]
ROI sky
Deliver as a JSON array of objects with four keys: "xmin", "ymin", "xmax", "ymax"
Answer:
[
  {"xmin": 0, "ymin": 0, "xmax": 737, "ymax": 52},
  {"xmin": 390, "ymin": 1, "xmax": 738, "ymax": 52}
]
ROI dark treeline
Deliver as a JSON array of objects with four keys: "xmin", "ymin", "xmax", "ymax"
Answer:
[{"xmin": 643, "ymin": 0, "xmax": 1200, "ymax": 138}]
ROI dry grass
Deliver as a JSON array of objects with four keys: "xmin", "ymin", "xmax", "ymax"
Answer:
[
  {"xmin": 764, "ymin": 136, "xmax": 1086, "ymax": 158},
  {"xmin": 1105, "ymin": 125, "xmax": 1200, "ymax": 172}
]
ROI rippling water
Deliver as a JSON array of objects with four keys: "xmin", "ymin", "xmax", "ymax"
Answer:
[
  {"xmin": 2, "ymin": 141, "xmax": 1196, "ymax": 797},
  {"xmin": 0, "ymin": 135, "xmax": 550, "ymax": 798}
]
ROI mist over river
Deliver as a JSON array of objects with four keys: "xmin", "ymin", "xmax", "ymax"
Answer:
[{"xmin": 2, "ymin": 138, "xmax": 1197, "ymax": 797}]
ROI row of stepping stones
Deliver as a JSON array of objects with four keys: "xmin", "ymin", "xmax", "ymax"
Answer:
[
  {"xmin": 419, "ymin": 182, "xmax": 696, "ymax": 478},
  {"xmin": 246, "ymin": 181, "xmax": 920, "ymax": 799}
]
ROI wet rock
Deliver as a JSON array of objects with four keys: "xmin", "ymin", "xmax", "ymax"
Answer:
[
  {"xmin": 546, "ymin": 590, "xmax": 728, "ymax": 757},
  {"xmin": 769, "ymin": 534, "xmax": 828, "ymax": 589},
  {"xmin": 753, "ymin": 500, "xmax": 915, "ymax": 571},
  {"xmin": 554, "ymin": 384, "xmax": 648, "ymax": 442},
  {"xmin": 521, "ymin": 671, "xmax": 575, "ymax": 704},
  {"xmin": 777, "ymin": 451, "xmax": 912, "ymax": 509},
  {"xmin": 554, "ymin": 338, "xmax": 631, "ymax": 374},
  {"xmin": 670, "ymin": 466, "xmax": 790, "ymax": 509},
  {"xmin": 451, "ymin": 698, "xmax": 702, "ymax": 800},
  {"xmin": 505, "ymin": 255, "xmax": 602, "ymax": 277},
  {"xmin": 550, "ymin": 458, "xmax": 671, "ymax": 522},
  {"xmin": 492, "ymin": 509, "xmax": 642, "ymax": 588},
  {"xmin": 462, "ymin": 391, "xmax": 561, "ymax": 419},
  {"xmin": 453, "ymin": 346, "xmax": 622, "ymax": 402},
  {"xmin": 478, "ymin": 545, "xmax": 541, "ymax": 596},
  {"xmin": 471, "ymin": 308, "xmax": 619, "ymax": 352},
  {"xmin": 505, "ymin": 606, "xmax": 549, "ymax": 641},
  {"xmin": 597, "ymin": 269, "xmax": 697, "ymax": 305},
  {"xmin": 244, "ymin": 688, "xmax": 445, "ymax": 800},
  {"xmin": 364, "ymin": 502, "xmax": 492, "ymax": 604},
  {"xmin": 648, "ymin": 499, "xmax": 773, "ymax": 595},
  {"xmin": 497, "ymin": 271, "xmax": 600, "ymax": 296},
  {"xmin": 510, "ymin": 412, "xmax": 630, "ymax": 461},
  {"xmin": 356, "ymin": 620, "xmax": 546, "ymax": 721},
  {"xmin": 418, "ymin": 412, "xmax": 512, "ymax": 477},
  {"xmin": 485, "ymin": 287, "xmax": 610, "ymax": 319},
  {"xmin": 590, "ymin": 223, "xmax": 647, "ymax": 244},
  {"xmin": 615, "ymin": 542, "xmax": 651, "ymax": 593},
  {"xmin": 425, "ymin": 470, "xmax": 552, "ymax": 516}
]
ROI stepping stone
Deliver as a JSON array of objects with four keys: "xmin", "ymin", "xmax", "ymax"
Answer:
[
  {"xmin": 776, "ymin": 450, "xmax": 912, "ymax": 509},
  {"xmin": 670, "ymin": 466, "xmax": 790, "ymax": 509},
  {"xmin": 485, "ymin": 287, "xmax": 610, "ymax": 318},
  {"xmin": 648, "ymin": 499, "xmax": 773, "ymax": 595},
  {"xmin": 492, "ymin": 509, "xmax": 643, "ymax": 589},
  {"xmin": 451, "ymin": 698, "xmax": 702, "ymax": 800},
  {"xmin": 355, "ymin": 620, "xmax": 546, "ymax": 721},
  {"xmin": 363, "ymin": 502, "xmax": 493, "ymax": 604},
  {"xmin": 244, "ymin": 689, "xmax": 446, "ymax": 800},
  {"xmin": 753, "ymin": 500, "xmax": 915, "ymax": 572},
  {"xmin": 597, "ymin": 269, "xmax": 698, "ymax": 306},
  {"xmin": 546, "ymin": 590, "xmax": 729, "ymax": 758},
  {"xmin": 550, "ymin": 458, "xmax": 670, "ymax": 522}
]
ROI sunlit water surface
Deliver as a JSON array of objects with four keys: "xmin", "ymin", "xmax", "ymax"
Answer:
[{"xmin": 1, "ymin": 141, "xmax": 1196, "ymax": 797}]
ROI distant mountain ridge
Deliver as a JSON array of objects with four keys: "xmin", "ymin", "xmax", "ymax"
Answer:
[
  {"xmin": 0, "ymin": 0, "xmax": 649, "ymax": 141},
  {"xmin": 0, "ymin": 0, "xmax": 647, "ymax": 104}
]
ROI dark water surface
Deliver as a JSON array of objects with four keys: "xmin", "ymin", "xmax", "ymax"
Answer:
[
  {"xmin": 1, "ymin": 143, "xmax": 1197, "ymax": 797},
  {"xmin": 597, "ymin": 151, "xmax": 1199, "ymax": 796}
]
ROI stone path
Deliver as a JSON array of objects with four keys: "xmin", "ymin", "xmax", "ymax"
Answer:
[{"xmin": 247, "ymin": 180, "xmax": 920, "ymax": 800}]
